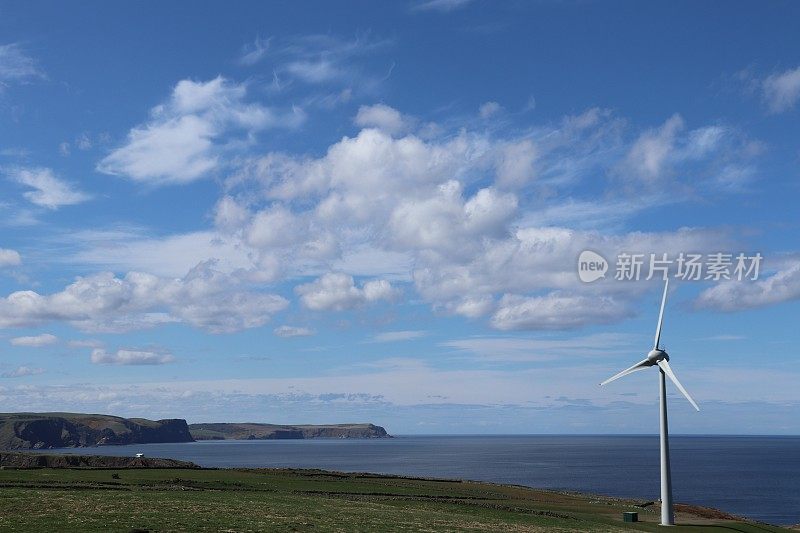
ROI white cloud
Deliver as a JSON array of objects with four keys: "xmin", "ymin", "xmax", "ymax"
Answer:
[
  {"xmin": 616, "ymin": 114, "xmax": 755, "ymax": 192},
  {"xmin": 10, "ymin": 333, "xmax": 58, "ymax": 347},
  {"xmin": 619, "ymin": 114, "xmax": 684, "ymax": 183},
  {"xmin": 274, "ymin": 325, "xmax": 315, "ymax": 337},
  {"xmin": 296, "ymin": 273, "xmax": 396, "ymax": 311},
  {"xmin": 210, "ymin": 112, "xmax": 744, "ymax": 329},
  {"xmin": 372, "ymin": 330, "xmax": 427, "ymax": 342},
  {"xmin": 91, "ymin": 348, "xmax": 173, "ymax": 365},
  {"xmin": 0, "ymin": 261, "xmax": 288, "ymax": 333},
  {"xmin": 0, "ymin": 43, "xmax": 44, "ymax": 86},
  {"xmin": 245, "ymin": 205, "xmax": 306, "ymax": 249},
  {"xmin": 0, "ymin": 248, "xmax": 21, "ymax": 267},
  {"xmin": 354, "ymin": 104, "xmax": 413, "ymax": 136},
  {"xmin": 64, "ymin": 228, "xmax": 252, "ymax": 279},
  {"xmin": 388, "ymin": 182, "xmax": 518, "ymax": 260},
  {"xmin": 496, "ymin": 139, "xmax": 537, "ymax": 188},
  {"xmin": 695, "ymin": 261, "xmax": 800, "ymax": 312},
  {"xmin": 214, "ymin": 196, "xmax": 251, "ymax": 232},
  {"xmin": 479, "ymin": 101, "xmax": 502, "ymax": 119},
  {"xmin": 7, "ymin": 167, "xmax": 90, "ymax": 209},
  {"xmin": 762, "ymin": 66, "xmax": 800, "ymax": 113},
  {"xmin": 412, "ymin": 225, "xmax": 725, "ymax": 324},
  {"xmin": 1, "ymin": 366, "xmax": 45, "ymax": 378},
  {"xmin": 23, "ymin": 103, "xmax": 766, "ymax": 334},
  {"xmin": 99, "ymin": 114, "xmax": 217, "ymax": 185},
  {"xmin": 491, "ymin": 293, "xmax": 631, "ymax": 330},
  {"xmin": 97, "ymin": 77, "xmax": 305, "ymax": 186}
]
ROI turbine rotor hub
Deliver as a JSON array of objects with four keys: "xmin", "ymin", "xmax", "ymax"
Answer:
[{"xmin": 647, "ymin": 349, "xmax": 669, "ymax": 363}]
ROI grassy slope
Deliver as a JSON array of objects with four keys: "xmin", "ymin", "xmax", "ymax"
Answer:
[{"xmin": 0, "ymin": 467, "xmax": 790, "ymax": 532}]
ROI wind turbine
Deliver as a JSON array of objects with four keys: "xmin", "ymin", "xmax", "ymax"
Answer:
[{"xmin": 600, "ymin": 278, "xmax": 699, "ymax": 526}]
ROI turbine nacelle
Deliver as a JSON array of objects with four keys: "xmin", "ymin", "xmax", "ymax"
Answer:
[{"xmin": 647, "ymin": 349, "xmax": 668, "ymax": 364}]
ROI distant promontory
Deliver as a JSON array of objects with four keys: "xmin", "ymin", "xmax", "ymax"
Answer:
[{"xmin": 188, "ymin": 423, "xmax": 390, "ymax": 440}]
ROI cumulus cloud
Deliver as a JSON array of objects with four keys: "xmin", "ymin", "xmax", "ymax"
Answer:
[
  {"xmin": 91, "ymin": 348, "xmax": 173, "ymax": 365},
  {"xmin": 695, "ymin": 261, "xmax": 800, "ymax": 312},
  {"xmin": 389, "ymin": 182, "xmax": 518, "ymax": 260},
  {"xmin": 6, "ymin": 167, "xmax": 90, "ymax": 209},
  {"xmin": 245, "ymin": 205, "xmax": 306, "ymax": 249},
  {"xmin": 762, "ymin": 66, "xmax": 800, "ymax": 113},
  {"xmin": 0, "ymin": 261, "xmax": 288, "ymax": 333},
  {"xmin": 10, "ymin": 333, "xmax": 58, "ymax": 347},
  {"xmin": 97, "ymin": 77, "xmax": 305, "ymax": 186},
  {"xmin": 205, "ymin": 110, "xmax": 747, "ymax": 329},
  {"xmin": 296, "ymin": 273, "xmax": 396, "ymax": 311},
  {"xmin": 354, "ymin": 104, "xmax": 413, "ymax": 135},
  {"xmin": 0, "ymin": 248, "xmax": 21, "ymax": 267},
  {"xmin": 274, "ymin": 325, "xmax": 315, "ymax": 337},
  {"xmin": 412, "ymin": 225, "xmax": 724, "ymax": 324},
  {"xmin": 40, "ymin": 103, "xmax": 765, "ymax": 333}
]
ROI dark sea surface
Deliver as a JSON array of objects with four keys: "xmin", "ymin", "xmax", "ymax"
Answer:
[{"xmin": 48, "ymin": 435, "xmax": 799, "ymax": 525}]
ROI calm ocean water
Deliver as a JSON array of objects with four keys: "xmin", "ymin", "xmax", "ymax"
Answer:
[{"xmin": 48, "ymin": 435, "xmax": 800, "ymax": 525}]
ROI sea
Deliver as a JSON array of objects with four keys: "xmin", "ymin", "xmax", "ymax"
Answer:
[{"xmin": 46, "ymin": 435, "xmax": 800, "ymax": 526}]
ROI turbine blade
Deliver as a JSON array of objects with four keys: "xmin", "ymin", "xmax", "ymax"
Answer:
[
  {"xmin": 600, "ymin": 358, "xmax": 652, "ymax": 386},
  {"xmin": 654, "ymin": 278, "xmax": 669, "ymax": 349},
  {"xmin": 658, "ymin": 359, "xmax": 700, "ymax": 411}
]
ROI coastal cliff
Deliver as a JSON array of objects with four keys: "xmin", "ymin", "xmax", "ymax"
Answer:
[
  {"xmin": 0, "ymin": 412, "xmax": 194, "ymax": 450},
  {"xmin": 189, "ymin": 422, "xmax": 390, "ymax": 440}
]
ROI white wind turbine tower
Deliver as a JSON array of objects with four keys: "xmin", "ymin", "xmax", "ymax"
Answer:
[{"xmin": 600, "ymin": 278, "xmax": 699, "ymax": 526}]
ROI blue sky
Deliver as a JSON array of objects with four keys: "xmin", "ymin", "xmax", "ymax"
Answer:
[{"xmin": 1, "ymin": 0, "xmax": 799, "ymax": 434}]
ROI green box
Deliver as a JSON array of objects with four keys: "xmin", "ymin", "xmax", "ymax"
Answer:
[{"xmin": 623, "ymin": 511, "xmax": 638, "ymax": 522}]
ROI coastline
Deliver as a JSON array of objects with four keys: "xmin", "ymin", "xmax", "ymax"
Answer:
[{"xmin": 0, "ymin": 452, "xmax": 790, "ymax": 532}]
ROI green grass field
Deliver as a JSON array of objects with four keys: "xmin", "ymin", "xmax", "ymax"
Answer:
[{"xmin": 0, "ymin": 467, "xmax": 791, "ymax": 532}]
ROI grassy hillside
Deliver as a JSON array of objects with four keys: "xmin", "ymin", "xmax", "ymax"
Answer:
[
  {"xmin": 188, "ymin": 422, "xmax": 389, "ymax": 440},
  {"xmin": 0, "ymin": 462, "xmax": 790, "ymax": 532}
]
